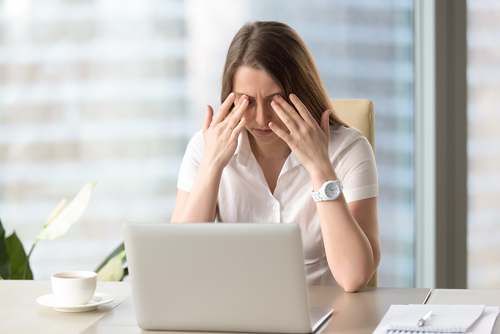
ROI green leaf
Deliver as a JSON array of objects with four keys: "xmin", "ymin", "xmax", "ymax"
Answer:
[
  {"xmin": 95, "ymin": 242, "xmax": 124, "ymax": 273},
  {"xmin": 5, "ymin": 232, "xmax": 33, "ymax": 280},
  {"xmin": 96, "ymin": 250, "xmax": 126, "ymax": 281},
  {"xmin": 122, "ymin": 267, "xmax": 128, "ymax": 281},
  {"xmin": 0, "ymin": 219, "xmax": 10, "ymax": 279}
]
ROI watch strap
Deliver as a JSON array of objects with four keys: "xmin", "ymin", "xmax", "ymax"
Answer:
[{"xmin": 311, "ymin": 191, "xmax": 325, "ymax": 202}]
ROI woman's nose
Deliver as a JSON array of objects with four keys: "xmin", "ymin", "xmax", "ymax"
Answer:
[{"xmin": 255, "ymin": 102, "xmax": 272, "ymax": 125}]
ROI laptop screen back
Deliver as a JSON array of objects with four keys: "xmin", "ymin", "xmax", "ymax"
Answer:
[{"xmin": 123, "ymin": 223, "xmax": 313, "ymax": 333}]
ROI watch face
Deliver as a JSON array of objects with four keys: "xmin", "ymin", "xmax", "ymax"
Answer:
[{"xmin": 324, "ymin": 182, "xmax": 340, "ymax": 199}]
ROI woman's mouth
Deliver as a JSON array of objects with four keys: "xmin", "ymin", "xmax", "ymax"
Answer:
[{"xmin": 253, "ymin": 128, "xmax": 273, "ymax": 136}]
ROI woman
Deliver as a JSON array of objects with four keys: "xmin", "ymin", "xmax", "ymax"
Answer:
[{"xmin": 171, "ymin": 21, "xmax": 380, "ymax": 292}]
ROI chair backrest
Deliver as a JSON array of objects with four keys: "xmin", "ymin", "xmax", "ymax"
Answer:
[
  {"xmin": 330, "ymin": 98, "xmax": 378, "ymax": 288},
  {"xmin": 330, "ymin": 99, "xmax": 375, "ymax": 154}
]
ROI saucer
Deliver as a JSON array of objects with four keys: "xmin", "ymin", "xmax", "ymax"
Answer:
[{"xmin": 36, "ymin": 292, "xmax": 114, "ymax": 312}]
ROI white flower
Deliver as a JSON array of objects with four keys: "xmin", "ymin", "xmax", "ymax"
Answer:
[{"xmin": 37, "ymin": 182, "xmax": 97, "ymax": 241}]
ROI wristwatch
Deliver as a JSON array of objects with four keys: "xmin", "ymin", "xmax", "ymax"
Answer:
[{"xmin": 311, "ymin": 180, "xmax": 343, "ymax": 202}]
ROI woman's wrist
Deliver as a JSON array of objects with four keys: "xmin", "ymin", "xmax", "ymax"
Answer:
[
  {"xmin": 308, "ymin": 163, "xmax": 338, "ymax": 191},
  {"xmin": 199, "ymin": 159, "xmax": 224, "ymax": 180}
]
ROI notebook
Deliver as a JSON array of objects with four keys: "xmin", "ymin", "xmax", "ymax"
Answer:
[
  {"xmin": 372, "ymin": 304, "xmax": 500, "ymax": 334},
  {"xmin": 123, "ymin": 222, "xmax": 333, "ymax": 333},
  {"xmin": 387, "ymin": 304, "xmax": 484, "ymax": 332}
]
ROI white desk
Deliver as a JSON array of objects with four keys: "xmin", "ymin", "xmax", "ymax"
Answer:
[
  {"xmin": 81, "ymin": 286, "xmax": 432, "ymax": 334},
  {"xmin": 5, "ymin": 281, "xmax": 500, "ymax": 334},
  {"xmin": 0, "ymin": 281, "xmax": 132, "ymax": 334},
  {"xmin": 0, "ymin": 280, "xmax": 431, "ymax": 334}
]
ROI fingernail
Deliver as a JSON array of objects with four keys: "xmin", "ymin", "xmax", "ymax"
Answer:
[
  {"xmin": 271, "ymin": 101, "xmax": 276, "ymax": 107},
  {"xmin": 228, "ymin": 92, "xmax": 234, "ymax": 98},
  {"xmin": 290, "ymin": 94, "xmax": 296, "ymax": 99},
  {"xmin": 273, "ymin": 95, "xmax": 280, "ymax": 101}
]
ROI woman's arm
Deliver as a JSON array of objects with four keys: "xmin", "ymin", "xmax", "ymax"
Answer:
[
  {"xmin": 313, "ymin": 181, "xmax": 380, "ymax": 292},
  {"xmin": 170, "ymin": 162, "xmax": 223, "ymax": 223},
  {"xmin": 171, "ymin": 94, "xmax": 248, "ymax": 223},
  {"xmin": 270, "ymin": 94, "xmax": 380, "ymax": 292}
]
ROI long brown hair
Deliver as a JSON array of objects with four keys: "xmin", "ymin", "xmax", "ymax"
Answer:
[{"xmin": 221, "ymin": 21, "xmax": 347, "ymax": 127}]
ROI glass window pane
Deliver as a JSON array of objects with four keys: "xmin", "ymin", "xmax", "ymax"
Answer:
[
  {"xmin": 0, "ymin": 0, "xmax": 414, "ymax": 286},
  {"xmin": 467, "ymin": 0, "xmax": 500, "ymax": 289}
]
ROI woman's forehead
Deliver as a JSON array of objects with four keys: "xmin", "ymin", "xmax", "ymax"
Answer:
[{"xmin": 232, "ymin": 67, "xmax": 282, "ymax": 97}]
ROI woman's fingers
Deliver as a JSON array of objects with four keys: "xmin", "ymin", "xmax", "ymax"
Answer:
[
  {"xmin": 271, "ymin": 94, "xmax": 314, "ymax": 125},
  {"xmin": 289, "ymin": 94, "xmax": 317, "ymax": 124},
  {"xmin": 269, "ymin": 121, "xmax": 291, "ymax": 142},
  {"xmin": 271, "ymin": 98, "xmax": 299, "ymax": 133},
  {"xmin": 230, "ymin": 117, "xmax": 247, "ymax": 141},
  {"xmin": 213, "ymin": 92, "xmax": 236, "ymax": 123},
  {"xmin": 203, "ymin": 105, "xmax": 214, "ymax": 132},
  {"xmin": 226, "ymin": 95, "xmax": 248, "ymax": 131}
]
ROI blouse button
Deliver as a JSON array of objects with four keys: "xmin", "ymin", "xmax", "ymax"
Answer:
[{"xmin": 272, "ymin": 205, "xmax": 278, "ymax": 211}]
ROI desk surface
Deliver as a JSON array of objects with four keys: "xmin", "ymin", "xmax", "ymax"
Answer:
[
  {"xmin": 1, "ymin": 280, "xmax": 431, "ymax": 334},
  {"xmin": 0, "ymin": 280, "xmax": 132, "ymax": 334},
  {"xmin": 4, "ymin": 281, "xmax": 499, "ymax": 334},
  {"xmin": 82, "ymin": 286, "xmax": 432, "ymax": 334}
]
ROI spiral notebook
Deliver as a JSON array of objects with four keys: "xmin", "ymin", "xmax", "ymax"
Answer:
[{"xmin": 373, "ymin": 304, "xmax": 500, "ymax": 334}]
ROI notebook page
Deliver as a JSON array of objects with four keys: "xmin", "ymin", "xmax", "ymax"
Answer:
[
  {"xmin": 372, "ymin": 305, "xmax": 499, "ymax": 334},
  {"xmin": 387, "ymin": 304, "xmax": 484, "ymax": 332}
]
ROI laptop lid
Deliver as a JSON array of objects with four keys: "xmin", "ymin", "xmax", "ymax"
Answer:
[{"xmin": 123, "ymin": 222, "xmax": 332, "ymax": 333}]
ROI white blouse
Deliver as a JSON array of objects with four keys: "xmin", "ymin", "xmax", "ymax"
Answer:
[{"xmin": 177, "ymin": 125, "xmax": 379, "ymax": 285}]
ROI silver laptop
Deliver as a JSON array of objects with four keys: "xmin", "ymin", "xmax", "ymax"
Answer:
[{"xmin": 123, "ymin": 223, "xmax": 333, "ymax": 333}]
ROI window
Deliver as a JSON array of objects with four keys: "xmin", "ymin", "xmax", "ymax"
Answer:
[{"xmin": 0, "ymin": 0, "xmax": 414, "ymax": 286}]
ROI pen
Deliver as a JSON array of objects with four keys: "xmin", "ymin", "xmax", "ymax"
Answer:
[{"xmin": 418, "ymin": 310, "xmax": 433, "ymax": 327}]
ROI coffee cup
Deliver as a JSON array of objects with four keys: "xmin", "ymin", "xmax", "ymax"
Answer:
[{"xmin": 51, "ymin": 271, "xmax": 97, "ymax": 305}]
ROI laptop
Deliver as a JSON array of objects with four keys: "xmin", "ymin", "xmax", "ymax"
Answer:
[{"xmin": 123, "ymin": 222, "xmax": 333, "ymax": 333}]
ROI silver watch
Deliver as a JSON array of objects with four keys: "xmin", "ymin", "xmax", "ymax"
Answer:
[{"xmin": 311, "ymin": 180, "xmax": 343, "ymax": 202}]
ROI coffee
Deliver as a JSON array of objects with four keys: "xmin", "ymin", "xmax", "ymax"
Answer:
[{"xmin": 61, "ymin": 276, "xmax": 85, "ymax": 279}]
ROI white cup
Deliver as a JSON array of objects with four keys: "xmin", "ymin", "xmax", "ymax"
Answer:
[{"xmin": 51, "ymin": 271, "xmax": 97, "ymax": 305}]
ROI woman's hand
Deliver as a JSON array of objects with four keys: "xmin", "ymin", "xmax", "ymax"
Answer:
[
  {"xmin": 202, "ymin": 93, "xmax": 248, "ymax": 170},
  {"xmin": 269, "ymin": 94, "xmax": 332, "ymax": 178},
  {"xmin": 171, "ymin": 94, "xmax": 247, "ymax": 224}
]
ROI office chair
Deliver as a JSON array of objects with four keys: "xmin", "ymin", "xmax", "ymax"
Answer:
[{"xmin": 330, "ymin": 99, "xmax": 378, "ymax": 288}]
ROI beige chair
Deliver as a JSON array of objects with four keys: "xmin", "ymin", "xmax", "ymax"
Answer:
[
  {"xmin": 330, "ymin": 99, "xmax": 375, "ymax": 153},
  {"xmin": 330, "ymin": 99, "xmax": 378, "ymax": 288}
]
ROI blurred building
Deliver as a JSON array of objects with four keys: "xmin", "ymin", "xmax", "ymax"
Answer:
[{"xmin": 1, "ymin": 0, "xmax": 415, "ymax": 286}]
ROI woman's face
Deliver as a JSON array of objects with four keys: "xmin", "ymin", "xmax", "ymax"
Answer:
[{"xmin": 232, "ymin": 66, "xmax": 289, "ymax": 147}]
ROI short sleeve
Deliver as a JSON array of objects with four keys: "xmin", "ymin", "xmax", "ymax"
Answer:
[
  {"xmin": 177, "ymin": 131, "xmax": 205, "ymax": 193},
  {"xmin": 334, "ymin": 131, "xmax": 378, "ymax": 203}
]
